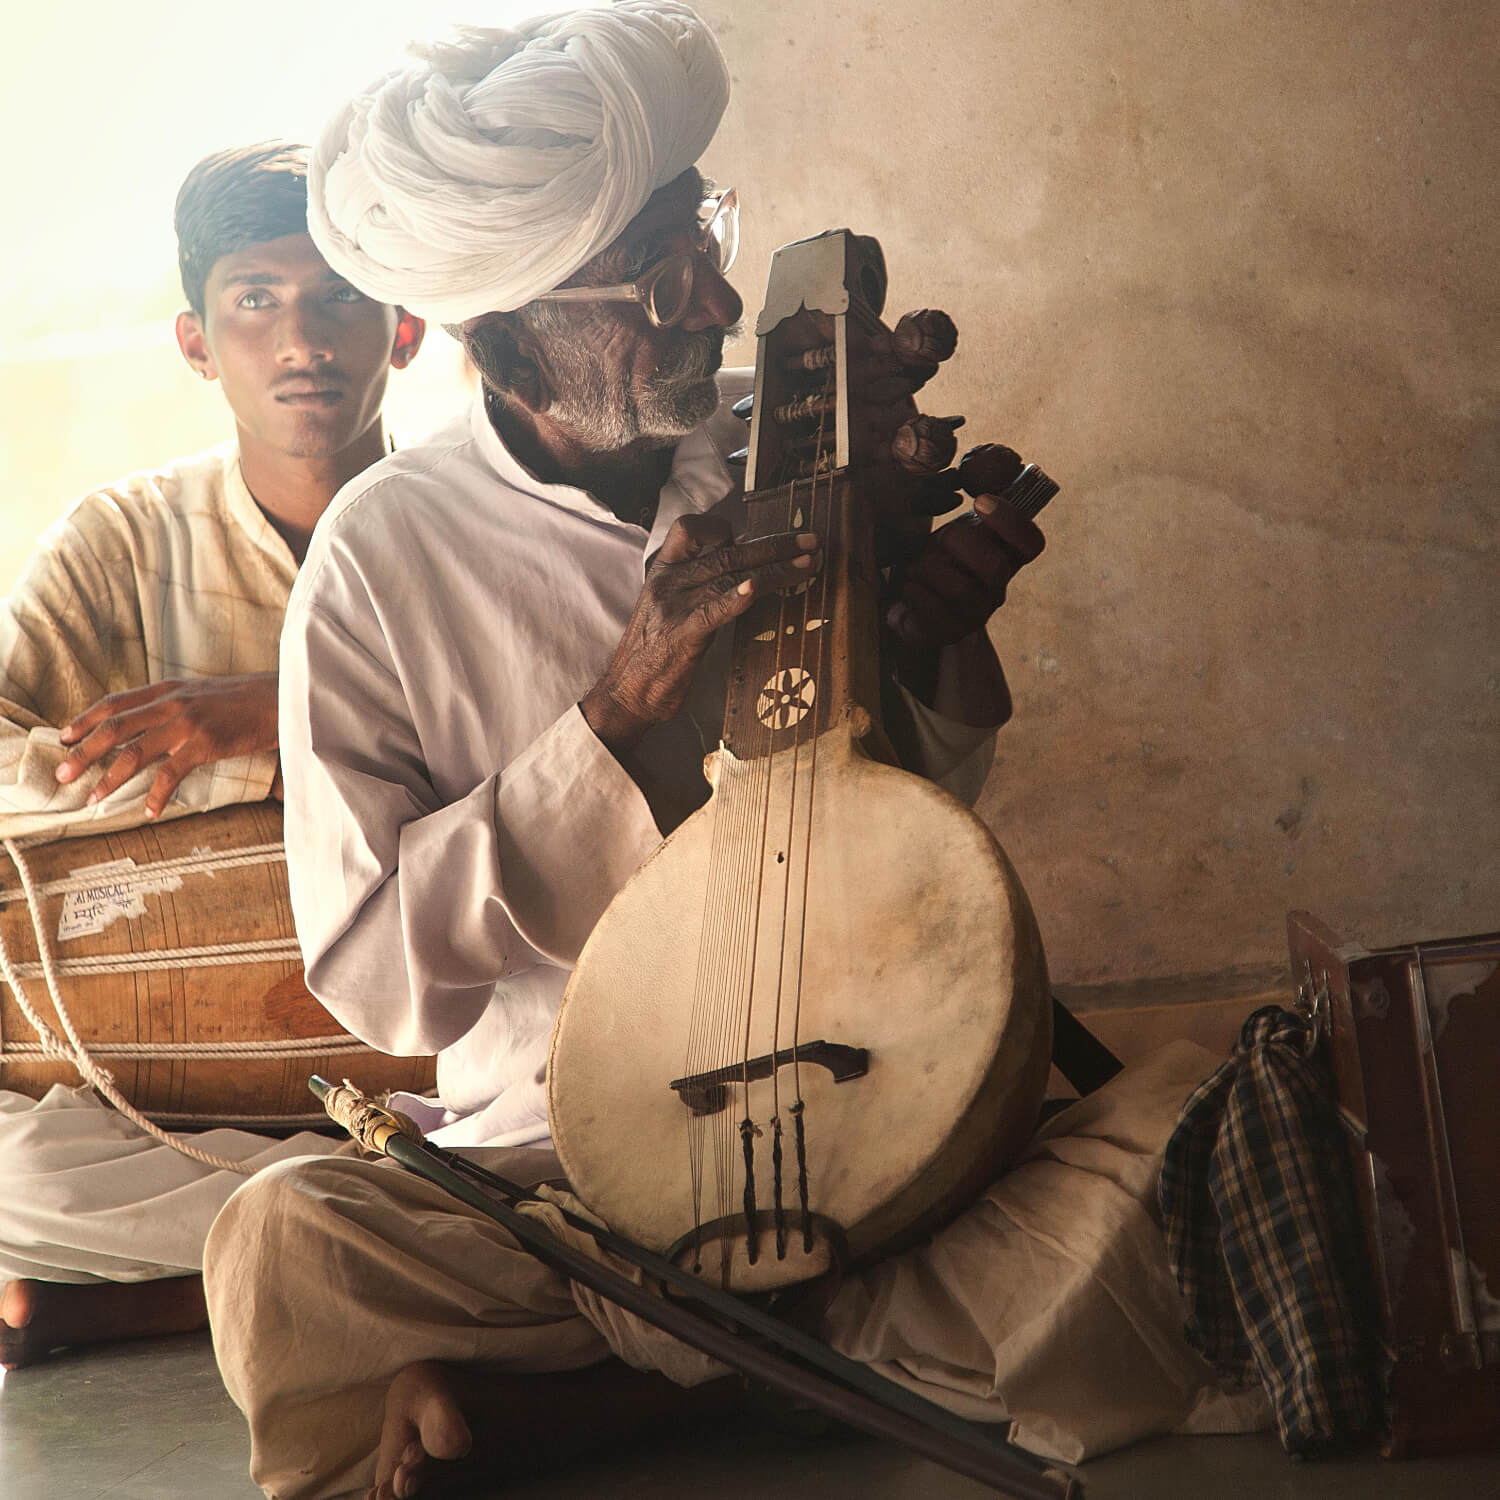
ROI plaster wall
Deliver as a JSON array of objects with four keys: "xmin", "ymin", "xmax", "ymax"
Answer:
[{"xmin": 695, "ymin": 0, "xmax": 1500, "ymax": 984}]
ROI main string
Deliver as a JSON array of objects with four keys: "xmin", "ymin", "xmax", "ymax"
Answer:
[
  {"xmin": 765, "ymin": 382, "xmax": 837, "ymax": 1259},
  {"xmin": 682, "ymin": 336, "xmax": 841, "ymax": 1282}
]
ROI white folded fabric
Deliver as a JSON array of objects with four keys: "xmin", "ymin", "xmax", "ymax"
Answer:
[{"xmin": 309, "ymin": 2, "xmax": 729, "ymax": 322}]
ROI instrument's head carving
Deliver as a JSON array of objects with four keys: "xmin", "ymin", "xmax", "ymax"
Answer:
[
  {"xmin": 752, "ymin": 230, "xmax": 887, "ymax": 335},
  {"xmin": 747, "ymin": 230, "xmax": 891, "ymax": 490}
]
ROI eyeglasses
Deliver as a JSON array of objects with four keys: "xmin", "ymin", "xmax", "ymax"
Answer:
[{"xmin": 530, "ymin": 188, "xmax": 739, "ymax": 328}]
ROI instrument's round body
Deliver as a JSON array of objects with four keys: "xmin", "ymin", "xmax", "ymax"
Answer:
[
  {"xmin": 0, "ymin": 802, "xmax": 434, "ymax": 1127},
  {"xmin": 549, "ymin": 728, "xmax": 1051, "ymax": 1292}
]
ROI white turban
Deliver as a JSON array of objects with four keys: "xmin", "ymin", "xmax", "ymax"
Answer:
[{"xmin": 307, "ymin": 2, "xmax": 729, "ymax": 323}]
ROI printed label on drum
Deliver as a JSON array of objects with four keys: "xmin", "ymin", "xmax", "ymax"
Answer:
[{"xmin": 56, "ymin": 858, "xmax": 184, "ymax": 941}]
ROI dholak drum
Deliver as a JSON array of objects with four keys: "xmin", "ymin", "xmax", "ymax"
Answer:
[{"xmin": 0, "ymin": 801, "xmax": 434, "ymax": 1130}]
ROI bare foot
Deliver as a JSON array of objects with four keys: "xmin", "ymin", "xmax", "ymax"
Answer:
[
  {"xmin": 0, "ymin": 1280, "xmax": 39, "ymax": 1369},
  {"xmin": 0, "ymin": 1275, "xmax": 208, "ymax": 1370},
  {"xmin": 366, "ymin": 1357, "xmax": 744, "ymax": 1499},
  {"xmin": 369, "ymin": 1362, "xmax": 472, "ymax": 1500}
]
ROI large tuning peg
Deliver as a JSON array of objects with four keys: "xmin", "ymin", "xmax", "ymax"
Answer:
[
  {"xmin": 892, "ymin": 414, "xmax": 965, "ymax": 473},
  {"xmin": 891, "ymin": 309, "xmax": 958, "ymax": 367},
  {"xmin": 730, "ymin": 393, "xmax": 754, "ymax": 420},
  {"xmin": 958, "ymin": 443, "xmax": 1059, "ymax": 518},
  {"xmin": 783, "ymin": 345, "xmax": 837, "ymax": 373},
  {"xmin": 956, "ymin": 443, "xmax": 1023, "ymax": 495}
]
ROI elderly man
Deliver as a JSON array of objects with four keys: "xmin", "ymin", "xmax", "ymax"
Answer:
[
  {"xmin": 0, "ymin": 142, "xmax": 424, "ymax": 1370},
  {"xmin": 205, "ymin": 8, "xmax": 1264, "ymax": 1499}
]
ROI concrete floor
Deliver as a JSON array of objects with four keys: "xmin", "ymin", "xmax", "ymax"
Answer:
[{"xmin": 3, "ymin": 1332, "xmax": 1498, "ymax": 1500}]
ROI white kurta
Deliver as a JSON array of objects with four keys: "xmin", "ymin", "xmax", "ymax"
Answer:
[
  {"xmin": 279, "ymin": 376, "xmax": 992, "ymax": 1150},
  {"xmin": 0, "ymin": 443, "xmax": 286, "ymax": 840},
  {"xmin": 0, "ymin": 445, "xmax": 333, "ymax": 1286}
]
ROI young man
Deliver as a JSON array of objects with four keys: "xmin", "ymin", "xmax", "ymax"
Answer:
[
  {"xmin": 0, "ymin": 141, "xmax": 425, "ymax": 1370},
  {"xmin": 207, "ymin": 10, "xmax": 1265, "ymax": 1498}
]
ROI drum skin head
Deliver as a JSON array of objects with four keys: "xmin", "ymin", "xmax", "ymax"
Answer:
[{"xmin": 550, "ymin": 729, "xmax": 1051, "ymax": 1293}]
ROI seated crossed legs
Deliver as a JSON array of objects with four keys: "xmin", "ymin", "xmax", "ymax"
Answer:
[{"xmin": 207, "ymin": 1048, "xmax": 1242, "ymax": 1500}]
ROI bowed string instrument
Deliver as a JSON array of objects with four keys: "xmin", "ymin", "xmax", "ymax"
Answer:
[{"xmin": 551, "ymin": 227, "xmax": 1059, "ymax": 1293}]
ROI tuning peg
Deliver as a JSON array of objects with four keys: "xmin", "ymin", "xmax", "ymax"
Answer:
[
  {"xmin": 731, "ymin": 393, "xmax": 754, "ymax": 420},
  {"xmin": 959, "ymin": 444, "xmax": 1059, "ymax": 518},
  {"xmin": 783, "ymin": 345, "xmax": 837, "ymax": 373},
  {"xmin": 957, "ymin": 443, "xmax": 1023, "ymax": 496},
  {"xmin": 892, "ymin": 414, "xmax": 965, "ymax": 473},
  {"xmin": 774, "ymin": 392, "xmax": 837, "ymax": 425},
  {"xmin": 727, "ymin": 447, "xmax": 749, "ymax": 467},
  {"xmin": 891, "ymin": 309, "xmax": 958, "ymax": 367}
]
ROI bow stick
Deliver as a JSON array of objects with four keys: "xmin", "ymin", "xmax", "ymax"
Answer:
[{"xmin": 308, "ymin": 1075, "xmax": 1081, "ymax": 1499}]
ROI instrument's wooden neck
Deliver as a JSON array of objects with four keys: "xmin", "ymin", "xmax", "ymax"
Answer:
[
  {"xmin": 721, "ymin": 231, "xmax": 891, "ymax": 765},
  {"xmin": 721, "ymin": 471, "xmax": 883, "ymax": 761}
]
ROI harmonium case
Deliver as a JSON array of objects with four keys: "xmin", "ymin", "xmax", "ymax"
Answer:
[{"xmin": 1287, "ymin": 910, "xmax": 1500, "ymax": 1457}]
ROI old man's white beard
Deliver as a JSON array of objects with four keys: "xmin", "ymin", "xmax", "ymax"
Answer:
[{"xmin": 549, "ymin": 329, "xmax": 725, "ymax": 451}]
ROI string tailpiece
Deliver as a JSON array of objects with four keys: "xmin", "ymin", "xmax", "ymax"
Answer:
[
  {"xmin": 771, "ymin": 1114, "xmax": 787, "ymax": 1259},
  {"xmin": 740, "ymin": 1115, "xmax": 760, "ymax": 1265},
  {"xmin": 791, "ymin": 1098, "xmax": 813, "ymax": 1253}
]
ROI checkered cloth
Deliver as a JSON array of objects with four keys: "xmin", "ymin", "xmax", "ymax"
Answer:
[{"xmin": 1158, "ymin": 1005, "xmax": 1383, "ymax": 1455}]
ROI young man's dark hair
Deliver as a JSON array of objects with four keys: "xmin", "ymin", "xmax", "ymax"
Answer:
[{"xmin": 174, "ymin": 141, "xmax": 310, "ymax": 316}]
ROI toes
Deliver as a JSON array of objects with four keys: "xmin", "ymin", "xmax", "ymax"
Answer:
[
  {"xmin": 374, "ymin": 1415, "xmax": 419, "ymax": 1497},
  {"xmin": 393, "ymin": 1443, "xmax": 426, "ymax": 1499},
  {"xmin": 374, "ymin": 1361, "xmax": 472, "ymax": 1500},
  {"xmin": 1, "ymin": 1334, "xmax": 38, "ymax": 1371},
  {"xmin": 416, "ymin": 1401, "xmax": 472, "ymax": 1464}
]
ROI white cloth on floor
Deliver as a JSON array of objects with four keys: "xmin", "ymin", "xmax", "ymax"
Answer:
[
  {"xmin": 0, "ymin": 443, "xmax": 289, "ymax": 841},
  {"xmin": 277, "ymin": 376, "xmax": 994, "ymax": 1152},
  {"xmin": 0, "ymin": 1086, "xmax": 340, "ymax": 1285},
  {"xmin": 204, "ymin": 1041, "xmax": 1268, "ymax": 1499}
]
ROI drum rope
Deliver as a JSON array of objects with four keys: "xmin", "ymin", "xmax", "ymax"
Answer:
[
  {"xmin": 0, "ymin": 842, "xmax": 287, "ymax": 905},
  {"xmin": 0, "ymin": 1034, "xmax": 369, "ymax": 1058},
  {"xmin": 148, "ymin": 1111, "xmax": 330, "ymax": 1127},
  {"xmin": 5, "ymin": 938, "xmax": 305, "ymax": 978},
  {"xmin": 0, "ymin": 836, "xmax": 268, "ymax": 1176}
]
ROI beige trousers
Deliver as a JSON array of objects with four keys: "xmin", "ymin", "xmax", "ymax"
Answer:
[{"xmin": 204, "ymin": 1042, "xmax": 1268, "ymax": 1499}]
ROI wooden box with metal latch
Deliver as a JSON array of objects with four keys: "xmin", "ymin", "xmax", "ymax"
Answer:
[{"xmin": 1287, "ymin": 910, "xmax": 1500, "ymax": 1457}]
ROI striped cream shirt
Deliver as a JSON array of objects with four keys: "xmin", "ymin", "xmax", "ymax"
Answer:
[{"xmin": 0, "ymin": 443, "xmax": 289, "ymax": 839}]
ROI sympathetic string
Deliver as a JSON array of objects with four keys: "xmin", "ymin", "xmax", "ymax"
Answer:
[{"xmin": 683, "ymin": 311, "xmax": 846, "ymax": 1279}]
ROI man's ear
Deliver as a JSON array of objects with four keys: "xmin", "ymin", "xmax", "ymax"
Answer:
[
  {"xmin": 390, "ymin": 309, "xmax": 426, "ymax": 369},
  {"xmin": 466, "ymin": 312, "xmax": 549, "ymax": 414},
  {"xmin": 175, "ymin": 310, "xmax": 217, "ymax": 381}
]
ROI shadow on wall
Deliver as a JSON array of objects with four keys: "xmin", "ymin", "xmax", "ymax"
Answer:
[{"xmin": 696, "ymin": 0, "xmax": 1500, "ymax": 986}]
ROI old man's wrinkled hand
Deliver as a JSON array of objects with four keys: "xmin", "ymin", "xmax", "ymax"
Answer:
[
  {"xmin": 56, "ymin": 672, "xmax": 281, "ymax": 818},
  {"xmin": 581, "ymin": 513, "xmax": 821, "ymax": 753},
  {"xmin": 885, "ymin": 443, "xmax": 1047, "ymax": 651}
]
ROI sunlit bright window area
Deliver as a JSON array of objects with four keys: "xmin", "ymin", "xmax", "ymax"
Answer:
[{"xmin": 0, "ymin": 3, "xmax": 543, "ymax": 593}]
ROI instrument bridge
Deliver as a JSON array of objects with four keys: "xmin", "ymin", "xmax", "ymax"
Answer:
[{"xmin": 668, "ymin": 1039, "xmax": 869, "ymax": 1117}]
